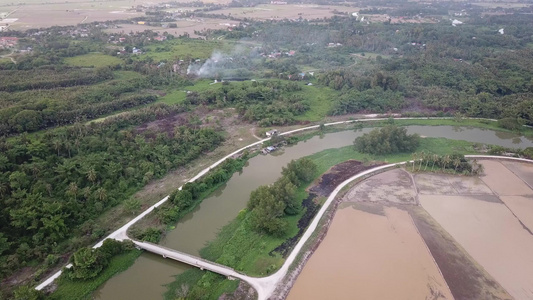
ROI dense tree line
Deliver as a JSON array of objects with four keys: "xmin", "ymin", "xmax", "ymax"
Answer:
[
  {"xmin": 0, "ymin": 103, "xmax": 224, "ymax": 282},
  {"xmin": 0, "ymin": 67, "xmax": 113, "ymax": 92},
  {"xmin": 185, "ymin": 80, "xmax": 309, "ymax": 126},
  {"xmin": 247, "ymin": 158, "xmax": 317, "ymax": 236},
  {"xmin": 354, "ymin": 125, "xmax": 420, "ymax": 155}
]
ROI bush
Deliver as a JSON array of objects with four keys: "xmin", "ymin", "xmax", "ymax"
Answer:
[{"xmin": 497, "ymin": 117, "xmax": 525, "ymax": 131}]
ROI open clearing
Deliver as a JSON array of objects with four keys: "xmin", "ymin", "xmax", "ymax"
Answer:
[
  {"xmin": 104, "ymin": 18, "xmax": 240, "ymax": 39},
  {"xmin": 289, "ymin": 159, "xmax": 533, "ymax": 299},
  {"xmin": 0, "ymin": 0, "xmax": 232, "ymax": 30},
  {"xmin": 208, "ymin": 4, "xmax": 356, "ymax": 21}
]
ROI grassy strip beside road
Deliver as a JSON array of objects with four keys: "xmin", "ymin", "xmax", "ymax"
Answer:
[{"xmin": 165, "ymin": 137, "xmax": 479, "ymax": 298}]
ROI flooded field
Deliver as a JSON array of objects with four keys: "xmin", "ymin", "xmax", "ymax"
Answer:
[
  {"xmin": 287, "ymin": 205, "xmax": 453, "ymax": 300},
  {"xmin": 290, "ymin": 159, "xmax": 533, "ymax": 300}
]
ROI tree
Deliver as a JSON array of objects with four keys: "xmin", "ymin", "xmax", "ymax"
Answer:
[
  {"xmin": 354, "ymin": 126, "xmax": 420, "ymax": 155},
  {"xmin": 12, "ymin": 285, "xmax": 44, "ymax": 300},
  {"xmin": 69, "ymin": 247, "xmax": 105, "ymax": 280},
  {"xmin": 124, "ymin": 197, "xmax": 141, "ymax": 215}
]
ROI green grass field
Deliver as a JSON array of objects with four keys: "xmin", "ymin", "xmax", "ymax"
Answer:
[
  {"xmin": 294, "ymin": 84, "xmax": 336, "ymax": 122},
  {"xmin": 64, "ymin": 53, "xmax": 123, "ymax": 68},
  {"xmin": 158, "ymin": 79, "xmax": 213, "ymax": 104},
  {"xmin": 140, "ymin": 39, "xmax": 225, "ymax": 62}
]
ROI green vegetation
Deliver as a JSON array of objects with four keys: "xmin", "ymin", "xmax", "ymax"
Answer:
[
  {"xmin": 354, "ymin": 125, "xmax": 420, "ymax": 155},
  {"xmin": 64, "ymin": 53, "xmax": 123, "ymax": 68},
  {"xmin": 164, "ymin": 269, "xmax": 239, "ymax": 300},
  {"xmin": 409, "ymin": 153, "xmax": 481, "ymax": 175},
  {"xmin": 0, "ymin": 104, "xmax": 224, "ymax": 285},
  {"xmin": 141, "ymin": 39, "xmax": 222, "ymax": 61},
  {"xmin": 185, "ymin": 80, "xmax": 313, "ymax": 126},
  {"xmin": 247, "ymin": 158, "xmax": 317, "ymax": 235},
  {"xmin": 293, "ymin": 85, "xmax": 336, "ymax": 122},
  {"xmin": 50, "ymin": 249, "xmax": 142, "ymax": 300}
]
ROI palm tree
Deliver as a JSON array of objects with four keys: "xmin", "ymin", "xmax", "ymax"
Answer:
[
  {"xmin": 424, "ymin": 153, "xmax": 431, "ymax": 171},
  {"xmin": 52, "ymin": 139, "xmax": 62, "ymax": 157},
  {"xmin": 443, "ymin": 155, "xmax": 451, "ymax": 170},
  {"xmin": 418, "ymin": 151, "xmax": 425, "ymax": 171},
  {"xmin": 453, "ymin": 158, "xmax": 461, "ymax": 172},
  {"xmin": 431, "ymin": 154, "xmax": 438, "ymax": 171},
  {"xmin": 67, "ymin": 182, "xmax": 78, "ymax": 201},
  {"xmin": 94, "ymin": 188, "xmax": 107, "ymax": 202},
  {"xmin": 86, "ymin": 169, "xmax": 97, "ymax": 183},
  {"xmin": 411, "ymin": 153, "xmax": 418, "ymax": 171}
]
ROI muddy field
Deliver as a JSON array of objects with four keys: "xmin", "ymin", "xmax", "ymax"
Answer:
[
  {"xmin": 288, "ymin": 159, "xmax": 533, "ymax": 300},
  {"xmin": 288, "ymin": 204, "xmax": 453, "ymax": 300}
]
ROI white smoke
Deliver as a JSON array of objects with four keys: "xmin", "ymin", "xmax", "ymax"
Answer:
[{"xmin": 187, "ymin": 43, "xmax": 254, "ymax": 78}]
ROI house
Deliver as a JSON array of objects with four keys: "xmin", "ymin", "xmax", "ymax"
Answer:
[
  {"xmin": 154, "ymin": 35, "xmax": 167, "ymax": 41},
  {"xmin": 0, "ymin": 37, "xmax": 18, "ymax": 48},
  {"xmin": 266, "ymin": 129, "xmax": 278, "ymax": 137},
  {"xmin": 137, "ymin": 21, "xmax": 146, "ymax": 25}
]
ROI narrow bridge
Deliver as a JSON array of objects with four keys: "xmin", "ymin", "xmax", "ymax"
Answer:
[{"xmin": 132, "ymin": 240, "xmax": 241, "ymax": 279}]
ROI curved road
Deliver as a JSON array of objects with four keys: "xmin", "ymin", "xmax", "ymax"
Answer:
[{"xmin": 35, "ymin": 117, "xmax": 531, "ymax": 299}]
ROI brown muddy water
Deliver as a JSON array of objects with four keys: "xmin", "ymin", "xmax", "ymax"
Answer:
[
  {"xmin": 420, "ymin": 194, "xmax": 533, "ymax": 300},
  {"xmin": 93, "ymin": 126, "xmax": 533, "ymax": 300},
  {"xmin": 287, "ymin": 206, "xmax": 453, "ymax": 300},
  {"xmin": 419, "ymin": 160, "xmax": 533, "ymax": 300}
]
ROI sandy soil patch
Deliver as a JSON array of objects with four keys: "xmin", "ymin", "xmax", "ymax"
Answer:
[
  {"xmin": 420, "ymin": 195, "xmax": 533, "ymax": 300},
  {"xmin": 287, "ymin": 205, "xmax": 452, "ymax": 300},
  {"xmin": 343, "ymin": 168, "xmax": 417, "ymax": 204},
  {"xmin": 479, "ymin": 160, "xmax": 533, "ymax": 196},
  {"xmin": 500, "ymin": 195, "xmax": 533, "ymax": 232}
]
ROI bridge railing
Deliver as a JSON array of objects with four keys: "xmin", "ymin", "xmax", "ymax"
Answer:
[{"xmin": 133, "ymin": 240, "xmax": 240, "ymax": 274}]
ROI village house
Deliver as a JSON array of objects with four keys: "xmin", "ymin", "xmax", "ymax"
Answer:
[
  {"xmin": 0, "ymin": 37, "xmax": 18, "ymax": 48},
  {"xmin": 266, "ymin": 129, "xmax": 278, "ymax": 137}
]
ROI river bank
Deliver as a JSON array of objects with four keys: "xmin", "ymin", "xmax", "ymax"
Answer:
[{"xmin": 42, "ymin": 120, "xmax": 533, "ymax": 300}]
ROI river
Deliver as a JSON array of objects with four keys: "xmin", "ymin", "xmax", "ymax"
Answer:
[{"xmin": 93, "ymin": 125, "xmax": 533, "ymax": 300}]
